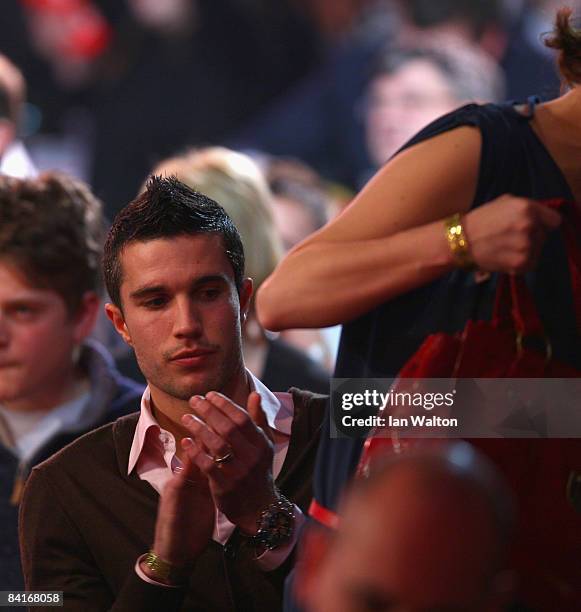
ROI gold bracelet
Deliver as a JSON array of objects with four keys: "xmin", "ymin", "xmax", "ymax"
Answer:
[
  {"xmin": 444, "ymin": 213, "xmax": 475, "ymax": 269},
  {"xmin": 143, "ymin": 551, "xmax": 192, "ymax": 585}
]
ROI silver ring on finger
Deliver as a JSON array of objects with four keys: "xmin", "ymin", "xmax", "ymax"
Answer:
[{"xmin": 212, "ymin": 450, "xmax": 234, "ymax": 467}]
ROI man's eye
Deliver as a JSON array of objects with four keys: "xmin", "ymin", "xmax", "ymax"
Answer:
[
  {"xmin": 143, "ymin": 297, "xmax": 167, "ymax": 309},
  {"xmin": 199, "ymin": 288, "xmax": 221, "ymax": 301},
  {"xmin": 13, "ymin": 305, "xmax": 36, "ymax": 319}
]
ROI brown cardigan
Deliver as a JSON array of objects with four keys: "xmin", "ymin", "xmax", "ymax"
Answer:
[{"xmin": 20, "ymin": 389, "xmax": 327, "ymax": 612}]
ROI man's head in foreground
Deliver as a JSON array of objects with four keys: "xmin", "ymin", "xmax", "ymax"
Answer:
[
  {"xmin": 0, "ymin": 173, "xmax": 103, "ymax": 412},
  {"xmin": 103, "ymin": 175, "xmax": 251, "ymax": 405},
  {"xmin": 297, "ymin": 443, "xmax": 515, "ymax": 612}
]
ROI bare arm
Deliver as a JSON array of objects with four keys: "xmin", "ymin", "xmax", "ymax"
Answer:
[
  {"xmin": 257, "ymin": 127, "xmax": 481, "ymax": 329},
  {"xmin": 256, "ymin": 126, "xmax": 561, "ymax": 329}
]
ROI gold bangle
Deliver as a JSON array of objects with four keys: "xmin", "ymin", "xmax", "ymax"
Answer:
[
  {"xmin": 444, "ymin": 213, "xmax": 475, "ymax": 269},
  {"xmin": 143, "ymin": 551, "xmax": 192, "ymax": 585}
]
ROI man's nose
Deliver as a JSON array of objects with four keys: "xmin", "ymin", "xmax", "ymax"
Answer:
[{"xmin": 172, "ymin": 299, "xmax": 203, "ymax": 338}]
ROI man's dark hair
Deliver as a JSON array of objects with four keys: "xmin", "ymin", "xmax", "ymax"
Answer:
[
  {"xmin": 103, "ymin": 175, "xmax": 245, "ymax": 308},
  {"xmin": 0, "ymin": 173, "xmax": 105, "ymax": 315},
  {"xmin": 369, "ymin": 46, "xmax": 457, "ymax": 89},
  {"xmin": 403, "ymin": 0, "xmax": 504, "ymax": 38},
  {"xmin": 364, "ymin": 44, "xmax": 504, "ymax": 112}
]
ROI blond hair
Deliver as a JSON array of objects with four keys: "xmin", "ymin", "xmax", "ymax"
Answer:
[
  {"xmin": 151, "ymin": 148, "xmax": 283, "ymax": 290},
  {"xmin": 0, "ymin": 54, "xmax": 25, "ymax": 125}
]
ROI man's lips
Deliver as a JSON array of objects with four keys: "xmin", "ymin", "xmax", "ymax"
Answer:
[{"xmin": 169, "ymin": 348, "xmax": 216, "ymax": 365}]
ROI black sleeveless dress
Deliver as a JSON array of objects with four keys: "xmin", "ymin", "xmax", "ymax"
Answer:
[{"xmin": 313, "ymin": 99, "xmax": 581, "ymax": 515}]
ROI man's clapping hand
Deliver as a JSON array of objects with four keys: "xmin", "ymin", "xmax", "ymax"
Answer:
[
  {"xmin": 141, "ymin": 452, "xmax": 214, "ymax": 582},
  {"xmin": 181, "ymin": 391, "xmax": 277, "ymax": 535}
]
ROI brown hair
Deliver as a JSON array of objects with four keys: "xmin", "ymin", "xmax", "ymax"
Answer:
[
  {"xmin": 545, "ymin": 7, "xmax": 581, "ymax": 87},
  {"xmin": 103, "ymin": 175, "xmax": 245, "ymax": 309},
  {"xmin": 0, "ymin": 173, "xmax": 105, "ymax": 315}
]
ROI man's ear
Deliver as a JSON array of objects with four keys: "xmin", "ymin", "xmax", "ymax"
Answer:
[
  {"xmin": 72, "ymin": 291, "xmax": 100, "ymax": 344},
  {"xmin": 239, "ymin": 277, "xmax": 253, "ymax": 321},
  {"xmin": 294, "ymin": 524, "xmax": 332, "ymax": 609},
  {"xmin": 104, "ymin": 302, "xmax": 133, "ymax": 346}
]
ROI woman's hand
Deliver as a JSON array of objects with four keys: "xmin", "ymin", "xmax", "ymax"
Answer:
[{"xmin": 464, "ymin": 195, "xmax": 562, "ymax": 274}]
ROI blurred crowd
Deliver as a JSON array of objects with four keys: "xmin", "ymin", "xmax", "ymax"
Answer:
[
  {"xmin": 1, "ymin": 1, "xmax": 580, "ymax": 611},
  {"xmin": 0, "ymin": 0, "xmax": 566, "ymax": 204},
  {"xmin": 0, "ymin": 0, "xmax": 569, "ymax": 376}
]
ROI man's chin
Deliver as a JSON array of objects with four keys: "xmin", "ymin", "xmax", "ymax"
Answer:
[
  {"xmin": 158, "ymin": 377, "xmax": 223, "ymax": 402},
  {"xmin": 146, "ymin": 360, "xmax": 236, "ymax": 403}
]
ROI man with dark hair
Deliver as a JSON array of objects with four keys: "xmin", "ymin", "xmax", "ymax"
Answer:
[
  {"xmin": 20, "ymin": 176, "xmax": 325, "ymax": 611},
  {"xmin": 362, "ymin": 43, "xmax": 504, "ymax": 177},
  {"xmin": 102, "ymin": 176, "xmax": 245, "ymax": 308},
  {"xmin": 0, "ymin": 173, "xmax": 142, "ymax": 593}
]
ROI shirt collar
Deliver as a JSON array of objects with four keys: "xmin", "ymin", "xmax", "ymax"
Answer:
[
  {"xmin": 127, "ymin": 387, "xmax": 160, "ymax": 475},
  {"xmin": 247, "ymin": 370, "xmax": 292, "ymax": 435},
  {"xmin": 127, "ymin": 369, "xmax": 292, "ymax": 475}
]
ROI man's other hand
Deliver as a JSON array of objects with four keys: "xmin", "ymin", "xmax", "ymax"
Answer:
[{"xmin": 149, "ymin": 452, "xmax": 214, "ymax": 570}]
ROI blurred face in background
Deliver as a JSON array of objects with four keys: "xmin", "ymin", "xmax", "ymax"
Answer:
[
  {"xmin": 365, "ymin": 59, "xmax": 458, "ymax": 167},
  {"xmin": 0, "ymin": 260, "xmax": 92, "ymax": 412},
  {"xmin": 272, "ymin": 195, "xmax": 320, "ymax": 252}
]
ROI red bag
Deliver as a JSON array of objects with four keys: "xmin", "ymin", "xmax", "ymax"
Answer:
[{"xmin": 359, "ymin": 200, "xmax": 581, "ymax": 610}]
